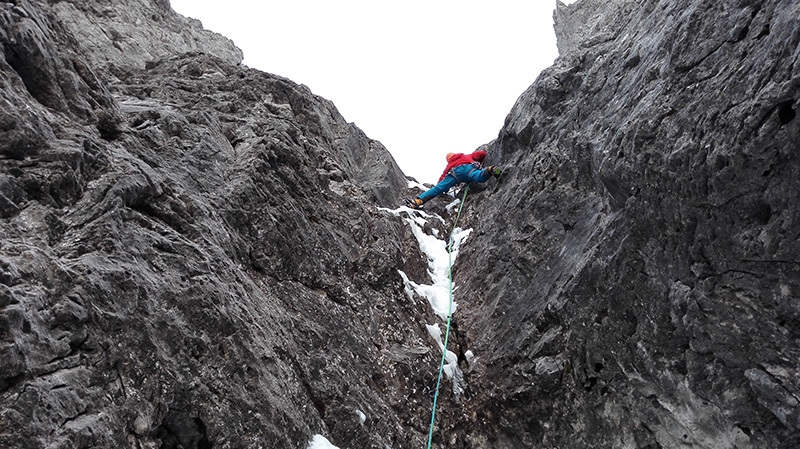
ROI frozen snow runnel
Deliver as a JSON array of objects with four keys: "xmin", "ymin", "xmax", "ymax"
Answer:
[{"xmin": 382, "ymin": 206, "xmax": 472, "ymax": 389}]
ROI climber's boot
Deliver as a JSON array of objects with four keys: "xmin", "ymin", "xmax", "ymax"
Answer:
[{"xmin": 404, "ymin": 198, "xmax": 423, "ymax": 209}]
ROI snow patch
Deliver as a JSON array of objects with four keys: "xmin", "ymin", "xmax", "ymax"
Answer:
[
  {"xmin": 445, "ymin": 197, "xmax": 462, "ymax": 213},
  {"xmin": 404, "ymin": 223, "xmax": 471, "ymax": 320},
  {"xmin": 398, "ymin": 270, "xmax": 416, "ymax": 301},
  {"xmin": 426, "ymin": 323, "xmax": 467, "ymax": 396},
  {"xmin": 465, "ymin": 350, "xmax": 474, "ymax": 364},
  {"xmin": 307, "ymin": 435, "xmax": 339, "ymax": 449},
  {"xmin": 380, "ymin": 206, "xmax": 445, "ymax": 227},
  {"xmin": 381, "ymin": 207, "xmax": 471, "ymax": 320},
  {"xmin": 383, "ymin": 206, "xmax": 474, "ymax": 397}
]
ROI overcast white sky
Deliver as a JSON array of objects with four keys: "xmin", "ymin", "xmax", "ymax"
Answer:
[{"xmin": 170, "ymin": 0, "xmax": 577, "ymax": 184}]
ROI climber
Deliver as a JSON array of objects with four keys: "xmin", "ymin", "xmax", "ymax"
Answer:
[{"xmin": 404, "ymin": 149, "xmax": 501, "ymax": 209}]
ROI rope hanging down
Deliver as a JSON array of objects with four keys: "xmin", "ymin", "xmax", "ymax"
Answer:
[{"xmin": 426, "ymin": 185, "xmax": 470, "ymax": 449}]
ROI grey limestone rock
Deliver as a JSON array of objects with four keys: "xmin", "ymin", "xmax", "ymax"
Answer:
[
  {"xmin": 1, "ymin": 1, "xmax": 431, "ymax": 448},
  {"xmin": 51, "ymin": 0, "xmax": 243, "ymax": 76},
  {"xmin": 2, "ymin": 0, "xmax": 799, "ymax": 448},
  {"xmin": 447, "ymin": 0, "xmax": 800, "ymax": 448}
]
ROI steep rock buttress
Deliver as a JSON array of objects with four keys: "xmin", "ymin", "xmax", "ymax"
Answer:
[
  {"xmin": 1, "ymin": 1, "xmax": 442, "ymax": 448},
  {"xmin": 445, "ymin": 0, "xmax": 800, "ymax": 448}
]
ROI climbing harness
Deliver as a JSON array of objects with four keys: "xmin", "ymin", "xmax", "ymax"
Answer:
[
  {"xmin": 426, "ymin": 185, "xmax": 470, "ymax": 449},
  {"xmin": 448, "ymin": 162, "xmax": 482, "ymax": 183}
]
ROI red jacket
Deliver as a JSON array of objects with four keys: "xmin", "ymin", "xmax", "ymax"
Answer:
[{"xmin": 438, "ymin": 150, "xmax": 487, "ymax": 182}]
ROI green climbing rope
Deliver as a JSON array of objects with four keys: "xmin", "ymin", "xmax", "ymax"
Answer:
[{"xmin": 426, "ymin": 185, "xmax": 470, "ymax": 449}]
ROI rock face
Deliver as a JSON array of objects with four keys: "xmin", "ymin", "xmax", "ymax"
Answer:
[
  {"xmin": 1, "ymin": 0, "xmax": 799, "ymax": 448},
  {"xmin": 1, "ymin": 1, "xmax": 436, "ymax": 448},
  {"xmin": 53, "ymin": 0, "xmax": 244, "ymax": 74},
  {"xmin": 448, "ymin": 0, "xmax": 800, "ymax": 448}
]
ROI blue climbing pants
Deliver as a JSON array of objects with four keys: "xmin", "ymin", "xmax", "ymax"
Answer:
[{"xmin": 418, "ymin": 164, "xmax": 492, "ymax": 203}]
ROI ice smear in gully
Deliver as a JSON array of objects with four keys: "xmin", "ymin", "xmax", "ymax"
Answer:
[
  {"xmin": 383, "ymin": 204, "xmax": 472, "ymax": 391},
  {"xmin": 305, "ymin": 205, "xmax": 472, "ymax": 447},
  {"xmin": 388, "ymin": 205, "xmax": 471, "ymax": 320}
]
